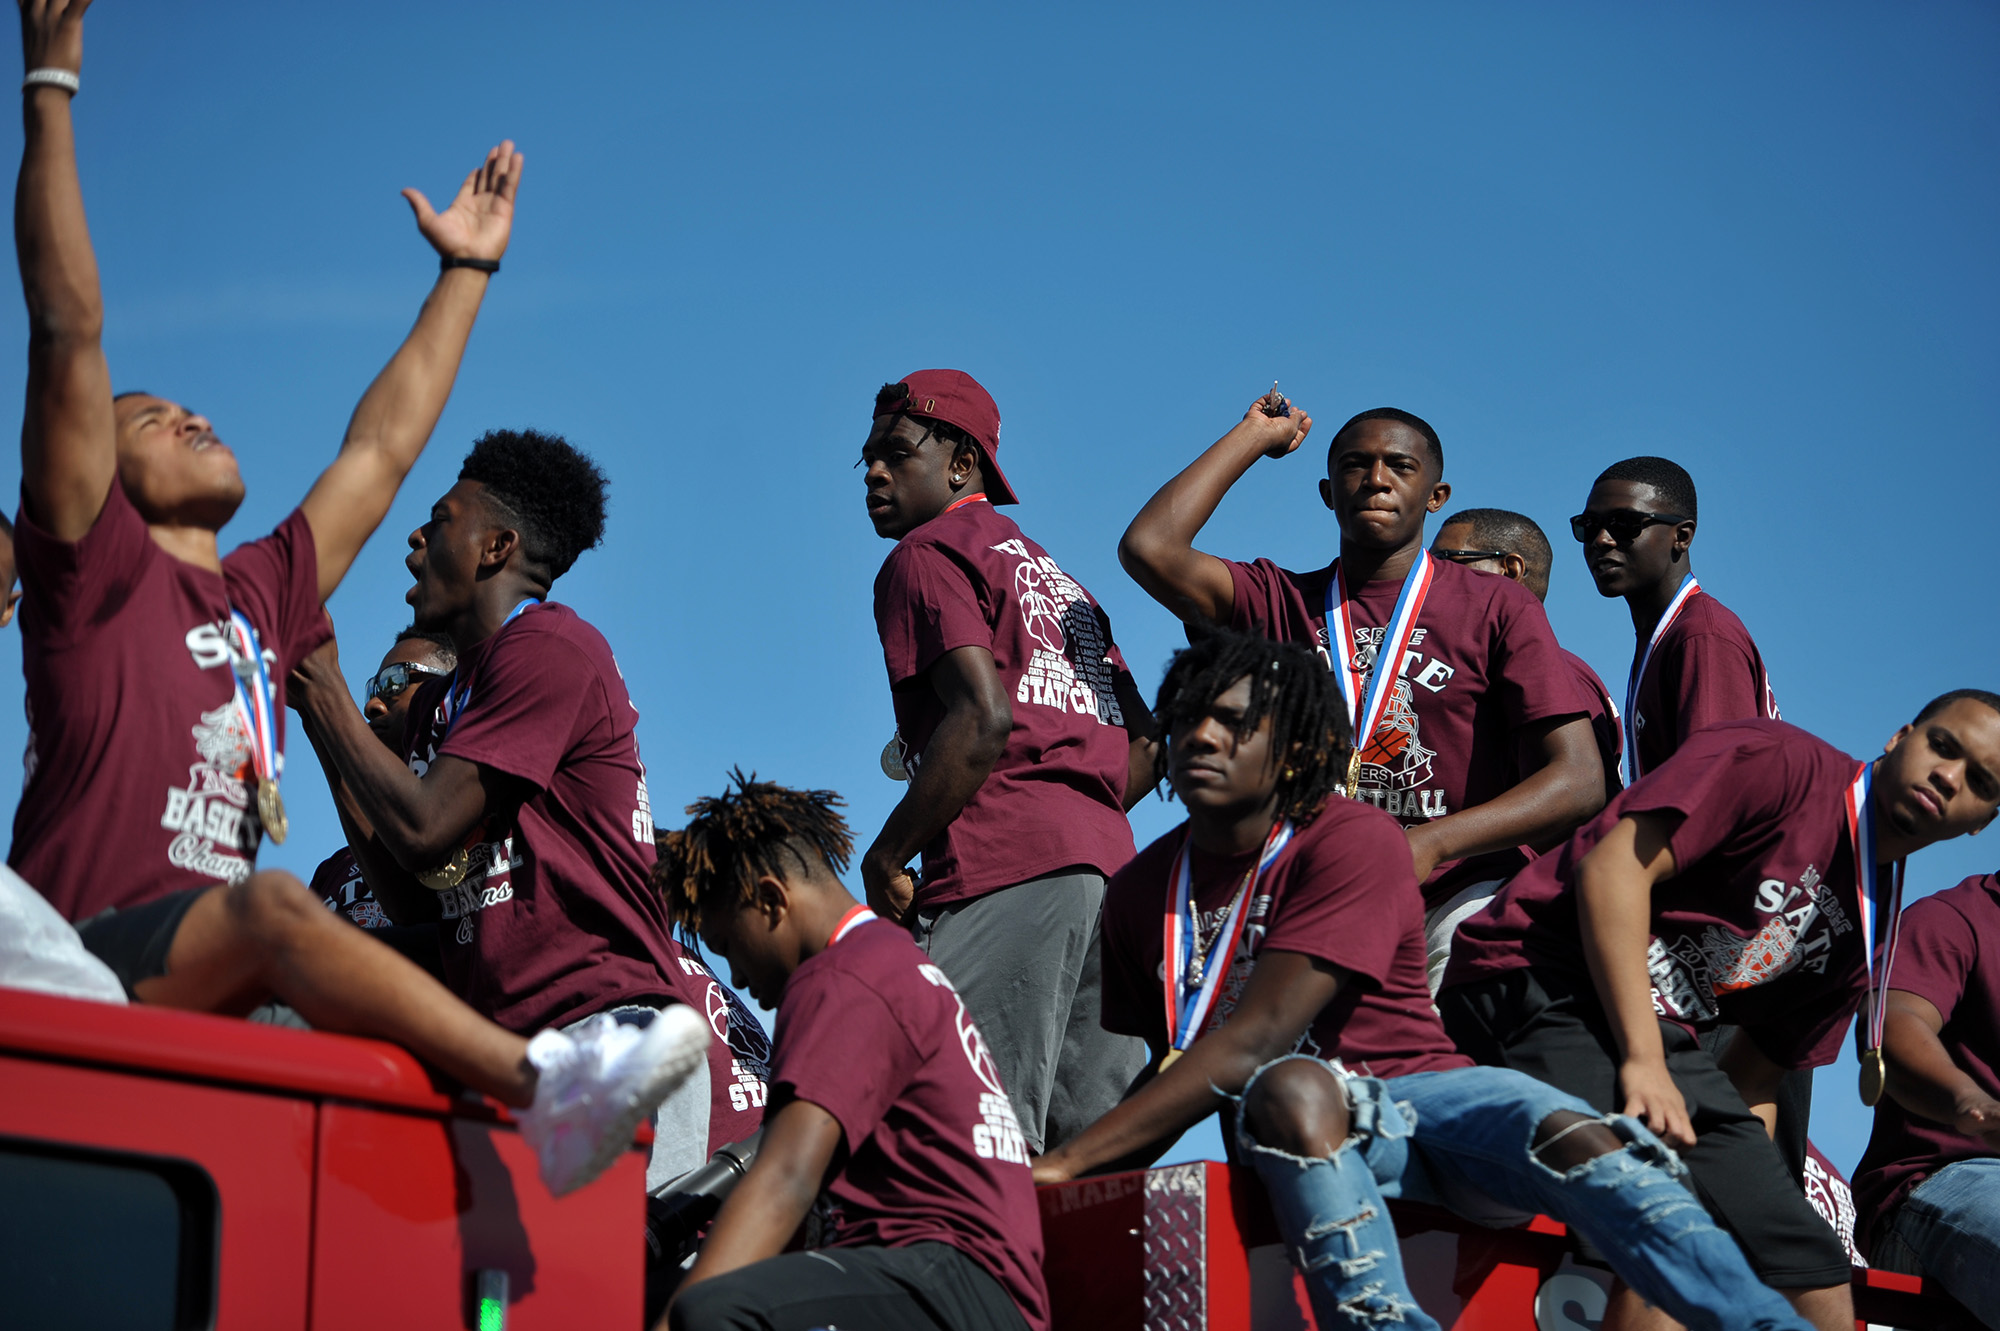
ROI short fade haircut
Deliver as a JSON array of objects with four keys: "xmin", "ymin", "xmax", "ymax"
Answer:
[
  {"xmin": 1150, "ymin": 626, "xmax": 1353, "ymax": 825},
  {"xmin": 1440, "ymin": 507, "xmax": 1553, "ymax": 601},
  {"xmin": 1595, "ymin": 456, "xmax": 1697, "ymax": 521},
  {"xmin": 1912, "ymin": 689, "xmax": 2000, "ymax": 727},
  {"xmin": 655, "ymin": 769, "xmax": 855, "ymax": 941},
  {"xmin": 393, "ymin": 624, "xmax": 457, "ymax": 670},
  {"xmin": 1327, "ymin": 407, "xmax": 1443, "ymax": 477},
  {"xmin": 458, "ymin": 428, "xmax": 608, "ymax": 580}
]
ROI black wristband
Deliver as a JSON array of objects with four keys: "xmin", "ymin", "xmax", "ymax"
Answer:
[{"xmin": 440, "ymin": 256, "xmax": 500, "ymax": 274}]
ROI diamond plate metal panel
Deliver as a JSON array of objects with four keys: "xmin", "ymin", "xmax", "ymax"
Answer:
[{"xmin": 1144, "ymin": 1163, "xmax": 1210, "ymax": 1330}]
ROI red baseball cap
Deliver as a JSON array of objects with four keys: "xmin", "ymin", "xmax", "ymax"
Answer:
[{"xmin": 874, "ymin": 368, "xmax": 1018, "ymax": 505}]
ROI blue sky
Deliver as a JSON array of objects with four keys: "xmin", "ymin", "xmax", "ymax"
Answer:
[{"xmin": 1, "ymin": 2, "xmax": 1995, "ymax": 1177}]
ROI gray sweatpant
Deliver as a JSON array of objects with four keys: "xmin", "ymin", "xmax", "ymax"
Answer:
[{"xmin": 911, "ymin": 869, "xmax": 1147, "ymax": 1154}]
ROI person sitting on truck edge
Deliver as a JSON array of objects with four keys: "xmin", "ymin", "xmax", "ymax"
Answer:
[
  {"xmin": 657, "ymin": 774, "xmax": 1048, "ymax": 1331},
  {"xmin": 1429, "ymin": 508, "xmax": 1622, "ymax": 809},
  {"xmin": 1850, "ymin": 866, "xmax": 2000, "ymax": 1328},
  {"xmin": 6, "ymin": 0, "xmax": 702, "ymax": 1198},
  {"xmin": 1574, "ymin": 457, "xmax": 1820, "ymax": 1237},
  {"xmin": 289, "ymin": 427, "xmax": 769, "ymax": 1187},
  {"xmin": 1439, "ymin": 692, "xmax": 2000, "ymax": 1331},
  {"xmin": 294, "ymin": 625, "xmax": 458, "ymax": 980},
  {"xmin": 860, "ymin": 369, "xmax": 1155, "ymax": 1154},
  {"xmin": 1033, "ymin": 626, "xmax": 1812, "ymax": 1331},
  {"xmin": 1118, "ymin": 392, "xmax": 1606, "ymax": 994}
]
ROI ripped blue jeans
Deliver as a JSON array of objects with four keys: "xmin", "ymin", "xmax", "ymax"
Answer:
[{"xmin": 1237, "ymin": 1058, "xmax": 1811, "ymax": 1331}]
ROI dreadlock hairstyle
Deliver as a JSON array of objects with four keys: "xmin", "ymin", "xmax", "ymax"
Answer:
[
  {"xmin": 873, "ymin": 381, "xmax": 980, "ymax": 459},
  {"xmin": 1150, "ymin": 626, "xmax": 1353, "ymax": 826},
  {"xmin": 654, "ymin": 769, "xmax": 855, "ymax": 942}
]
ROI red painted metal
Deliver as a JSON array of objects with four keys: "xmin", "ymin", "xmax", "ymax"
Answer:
[{"xmin": 2, "ymin": 987, "xmax": 649, "ymax": 1329}]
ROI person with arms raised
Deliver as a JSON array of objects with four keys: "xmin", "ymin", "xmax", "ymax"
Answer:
[
  {"xmin": 7, "ymin": 0, "xmax": 696, "ymax": 1195},
  {"xmin": 658, "ymin": 775, "xmax": 1046, "ymax": 1331},
  {"xmin": 290, "ymin": 429, "xmax": 768, "ymax": 1184},
  {"xmin": 1850, "ymin": 849, "xmax": 2000, "ymax": 1327},
  {"xmin": 1035, "ymin": 626, "xmax": 1808, "ymax": 1331},
  {"xmin": 860, "ymin": 370, "xmax": 1153, "ymax": 1153},
  {"xmin": 1120, "ymin": 393, "xmax": 1605, "ymax": 989},
  {"xmin": 1441, "ymin": 691, "xmax": 2000, "ymax": 1330}
]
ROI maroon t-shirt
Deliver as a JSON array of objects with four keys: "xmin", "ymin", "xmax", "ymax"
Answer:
[
  {"xmin": 1446, "ymin": 720, "xmax": 1869, "ymax": 1070},
  {"xmin": 873, "ymin": 497, "xmax": 1137, "ymax": 907},
  {"xmin": 1628, "ymin": 589, "xmax": 1778, "ymax": 780},
  {"xmin": 1101, "ymin": 799, "xmax": 1471, "ymax": 1080},
  {"xmin": 666, "ymin": 945, "xmax": 773, "ymax": 1156},
  {"xmin": 11, "ymin": 481, "xmax": 328, "ymax": 921},
  {"xmin": 1226, "ymin": 555, "xmax": 1591, "ymax": 903},
  {"xmin": 311, "ymin": 846, "xmax": 390, "ymax": 929},
  {"xmin": 1852, "ymin": 875, "xmax": 2000, "ymax": 1253},
  {"xmin": 1565, "ymin": 649, "xmax": 1624, "ymax": 799},
  {"xmin": 772, "ymin": 918, "xmax": 1048, "ymax": 1331},
  {"xmin": 403, "ymin": 602, "xmax": 681, "ymax": 1032}
]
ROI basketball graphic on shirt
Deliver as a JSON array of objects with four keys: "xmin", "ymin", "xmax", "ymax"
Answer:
[
  {"xmin": 1349, "ymin": 673, "xmax": 1437, "ymax": 794},
  {"xmin": 919, "ymin": 962, "xmax": 1007, "ymax": 1096},
  {"xmin": 1015, "ymin": 562, "xmax": 1067, "ymax": 655}
]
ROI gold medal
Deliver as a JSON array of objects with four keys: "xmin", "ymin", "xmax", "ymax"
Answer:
[
  {"xmin": 1345, "ymin": 749, "xmax": 1363, "ymax": 799},
  {"xmin": 880, "ymin": 734, "xmax": 909, "ymax": 782},
  {"xmin": 417, "ymin": 846, "xmax": 472, "ymax": 892},
  {"xmin": 1159, "ymin": 1048, "xmax": 1183, "ymax": 1072},
  {"xmin": 1859, "ymin": 1047, "xmax": 1887, "ymax": 1107},
  {"xmin": 257, "ymin": 778, "xmax": 288, "ymax": 846}
]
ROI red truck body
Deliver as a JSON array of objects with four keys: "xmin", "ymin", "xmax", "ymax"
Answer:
[{"xmin": 0, "ymin": 986, "xmax": 1975, "ymax": 1330}]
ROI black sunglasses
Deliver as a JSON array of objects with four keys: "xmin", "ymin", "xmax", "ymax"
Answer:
[
  {"xmin": 1432, "ymin": 548, "xmax": 1508, "ymax": 565},
  {"xmin": 1568, "ymin": 510, "xmax": 1690, "ymax": 544},
  {"xmin": 363, "ymin": 661, "xmax": 449, "ymax": 704}
]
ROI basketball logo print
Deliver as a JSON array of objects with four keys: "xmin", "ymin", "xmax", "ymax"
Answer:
[{"xmin": 1015, "ymin": 562, "xmax": 1066, "ymax": 655}]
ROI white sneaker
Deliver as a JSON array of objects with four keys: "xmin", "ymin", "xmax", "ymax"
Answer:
[{"xmin": 519, "ymin": 1006, "xmax": 711, "ymax": 1197}]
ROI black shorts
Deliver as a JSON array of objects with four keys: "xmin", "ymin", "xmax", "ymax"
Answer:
[
  {"xmin": 669, "ymin": 1242, "xmax": 1028, "ymax": 1331},
  {"xmin": 1439, "ymin": 969, "xmax": 1851, "ymax": 1290},
  {"xmin": 74, "ymin": 887, "xmax": 210, "ymax": 998}
]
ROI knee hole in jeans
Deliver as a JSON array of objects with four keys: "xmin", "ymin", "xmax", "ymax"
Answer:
[
  {"xmin": 1531, "ymin": 1109, "xmax": 1623, "ymax": 1172},
  {"xmin": 1243, "ymin": 1060, "xmax": 1350, "ymax": 1158}
]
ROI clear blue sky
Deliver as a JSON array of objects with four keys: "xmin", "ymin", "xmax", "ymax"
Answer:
[{"xmin": 1, "ymin": 2, "xmax": 1995, "ymax": 1177}]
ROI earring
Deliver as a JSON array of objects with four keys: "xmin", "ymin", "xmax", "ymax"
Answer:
[{"xmin": 1282, "ymin": 767, "xmax": 1296, "ymax": 781}]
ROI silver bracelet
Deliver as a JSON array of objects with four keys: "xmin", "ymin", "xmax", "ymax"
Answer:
[{"xmin": 22, "ymin": 68, "xmax": 80, "ymax": 96}]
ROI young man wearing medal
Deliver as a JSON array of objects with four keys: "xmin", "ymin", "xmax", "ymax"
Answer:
[
  {"xmin": 1440, "ymin": 693, "xmax": 2000, "ymax": 1331},
  {"xmin": 657, "ymin": 774, "xmax": 1048, "ymax": 1331},
  {"xmin": 1035, "ymin": 626, "xmax": 1812, "ymax": 1331},
  {"xmin": 298, "ymin": 626, "xmax": 457, "ymax": 978},
  {"xmin": 1574, "ymin": 455, "xmax": 1778, "ymax": 785},
  {"xmin": 1850, "ymin": 841, "xmax": 2000, "ymax": 1326},
  {"xmin": 289, "ymin": 428, "xmax": 772, "ymax": 1185},
  {"xmin": 860, "ymin": 370, "xmax": 1155, "ymax": 1155},
  {"xmin": 1430, "ymin": 508, "xmax": 1623, "ymax": 806},
  {"xmin": 1119, "ymin": 392, "xmax": 1606, "ymax": 991},
  {"xmin": 7, "ymin": 0, "xmax": 705, "ymax": 1198}
]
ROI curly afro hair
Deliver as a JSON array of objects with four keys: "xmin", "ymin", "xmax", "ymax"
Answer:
[{"xmin": 458, "ymin": 428, "xmax": 607, "ymax": 580}]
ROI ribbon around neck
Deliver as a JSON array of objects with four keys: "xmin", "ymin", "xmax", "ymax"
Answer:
[
  {"xmin": 1624, "ymin": 573, "xmax": 1701, "ymax": 784},
  {"xmin": 1161, "ymin": 819, "xmax": 1295, "ymax": 1059},
  {"xmin": 1324, "ymin": 551, "xmax": 1437, "ymax": 786}
]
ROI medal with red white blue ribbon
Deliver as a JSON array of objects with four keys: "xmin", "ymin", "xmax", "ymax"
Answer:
[
  {"xmin": 1324, "ymin": 551, "xmax": 1437, "ymax": 798},
  {"xmin": 417, "ymin": 598, "xmax": 541, "ymax": 891},
  {"xmin": 1159, "ymin": 819, "xmax": 1294, "ymax": 1070},
  {"xmin": 1624, "ymin": 573, "xmax": 1701, "ymax": 784},
  {"xmin": 225, "ymin": 610, "xmax": 286, "ymax": 845},
  {"xmin": 1846, "ymin": 760, "xmax": 1907, "ymax": 1107}
]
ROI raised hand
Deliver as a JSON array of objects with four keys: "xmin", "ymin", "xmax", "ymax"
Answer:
[
  {"xmin": 402, "ymin": 141, "xmax": 523, "ymax": 264},
  {"xmin": 1238, "ymin": 389, "xmax": 1315, "ymax": 461},
  {"xmin": 17, "ymin": 0, "xmax": 90, "ymax": 76}
]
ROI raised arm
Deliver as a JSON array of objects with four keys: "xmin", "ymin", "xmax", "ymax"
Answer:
[
  {"xmin": 1117, "ymin": 392, "xmax": 1313, "ymax": 627},
  {"xmin": 1574, "ymin": 813, "xmax": 1693, "ymax": 1149},
  {"xmin": 299, "ymin": 141, "xmax": 522, "ymax": 600},
  {"xmin": 14, "ymin": 0, "xmax": 115, "ymax": 541}
]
